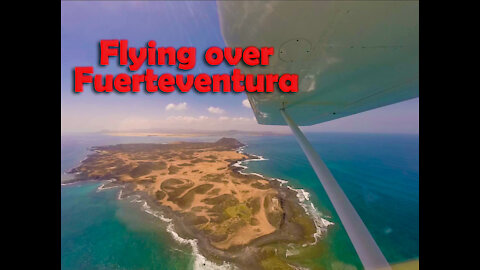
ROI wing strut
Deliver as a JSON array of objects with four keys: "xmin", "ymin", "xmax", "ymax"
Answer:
[{"xmin": 280, "ymin": 108, "xmax": 391, "ymax": 270}]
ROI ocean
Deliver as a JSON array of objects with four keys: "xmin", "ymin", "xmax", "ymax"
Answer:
[{"xmin": 61, "ymin": 132, "xmax": 419, "ymax": 269}]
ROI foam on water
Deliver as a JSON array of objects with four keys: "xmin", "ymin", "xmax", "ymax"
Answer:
[
  {"xmin": 115, "ymin": 191, "xmax": 236, "ymax": 270},
  {"xmin": 117, "ymin": 189, "xmax": 123, "ymax": 200},
  {"xmin": 97, "ymin": 179, "xmax": 124, "ymax": 191}
]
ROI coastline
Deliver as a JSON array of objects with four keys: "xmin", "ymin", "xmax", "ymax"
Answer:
[
  {"xmin": 62, "ymin": 143, "xmax": 334, "ymax": 270},
  {"xmin": 233, "ymin": 146, "xmax": 334, "ymax": 245}
]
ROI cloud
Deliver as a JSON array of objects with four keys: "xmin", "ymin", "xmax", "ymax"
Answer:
[
  {"xmin": 242, "ymin": 99, "xmax": 251, "ymax": 108},
  {"xmin": 165, "ymin": 102, "xmax": 187, "ymax": 111},
  {"xmin": 218, "ymin": 116, "xmax": 252, "ymax": 122},
  {"xmin": 232, "ymin": 117, "xmax": 252, "ymax": 121},
  {"xmin": 166, "ymin": 115, "xmax": 208, "ymax": 122},
  {"xmin": 207, "ymin": 106, "xmax": 225, "ymax": 114}
]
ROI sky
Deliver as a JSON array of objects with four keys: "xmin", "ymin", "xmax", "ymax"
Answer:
[{"xmin": 61, "ymin": 1, "xmax": 419, "ymax": 134}]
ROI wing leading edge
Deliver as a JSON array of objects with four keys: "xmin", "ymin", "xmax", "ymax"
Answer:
[{"xmin": 217, "ymin": 1, "xmax": 419, "ymax": 126}]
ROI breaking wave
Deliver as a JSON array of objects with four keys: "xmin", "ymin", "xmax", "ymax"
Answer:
[{"xmin": 121, "ymin": 194, "xmax": 237, "ymax": 270}]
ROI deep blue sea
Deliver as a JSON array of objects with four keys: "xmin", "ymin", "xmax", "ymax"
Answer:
[{"xmin": 61, "ymin": 132, "xmax": 419, "ymax": 269}]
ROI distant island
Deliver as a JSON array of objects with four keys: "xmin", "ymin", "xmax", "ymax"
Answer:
[{"xmin": 67, "ymin": 138, "xmax": 330, "ymax": 269}]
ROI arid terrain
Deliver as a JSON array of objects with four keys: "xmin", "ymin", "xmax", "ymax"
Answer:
[{"xmin": 68, "ymin": 138, "xmax": 320, "ymax": 269}]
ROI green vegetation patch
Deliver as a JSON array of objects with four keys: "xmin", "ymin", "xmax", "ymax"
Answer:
[
  {"xmin": 150, "ymin": 161, "xmax": 167, "ymax": 170},
  {"xmin": 155, "ymin": 190, "xmax": 166, "ymax": 200},
  {"xmin": 160, "ymin": 178, "xmax": 184, "ymax": 189},
  {"xmin": 246, "ymin": 197, "xmax": 261, "ymax": 214},
  {"xmin": 250, "ymin": 217, "xmax": 260, "ymax": 226},
  {"xmin": 166, "ymin": 184, "xmax": 194, "ymax": 200},
  {"xmin": 205, "ymin": 216, "xmax": 247, "ymax": 236},
  {"xmin": 260, "ymin": 256, "xmax": 293, "ymax": 270},
  {"xmin": 178, "ymin": 163, "xmax": 193, "ymax": 167},
  {"xmin": 160, "ymin": 178, "xmax": 194, "ymax": 200},
  {"xmin": 130, "ymin": 154, "xmax": 161, "ymax": 160},
  {"xmin": 203, "ymin": 194, "xmax": 239, "ymax": 223},
  {"xmin": 191, "ymin": 158, "xmax": 207, "ymax": 163},
  {"xmin": 111, "ymin": 164, "xmax": 136, "ymax": 176},
  {"xmin": 281, "ymin": 243, "xmax": 328, "ymax": 270},
  {"xmin": 203, "ymin": 228, "xmax": 228, "ymax": 242},
  {"xmin": 251, "ymin": 181, "xmax": 271, "ymax": 190},
  {"xmin": 178, "ymin": 155, "xmax": 193, "ymax": 160},
  {"xmin": 230, "ymin": 172, "xmax": 263, "ymax": 184},
  {"xmin": 200, "ymin": 173, "xmax": 225, "ymax": 183},
  {"xmin": 161, "ymin": 153, "xmax": 175, "ymax": 159},
  {"xmin": 128, "ymin": 161, "xmax": 167, "ymax": 178},
  {"xmin": 168, "ymin": 165, "xmax": 181, "ymax": 174},
  {"xmin": 106, "ymin": 159, "xmax": 126, "ymax": 168},
  {"xmin": 192, "ymin": 184, "xmax": 214, "ymax": 194},
  {"xmin": 224, "ymin": 203, "xmax": 252, "ymax": 222},
  {"xmin": 207, "ymin": 188, "xmax": 220, "ymax": 196},
  {"xmin": 182, "ymin": 150, "xmax": 195, "ymax": 155},
  {"xmin": 183, "ymin": 213, "xmax": 208, "ymax": 226},
  {"xmin": 202, "ymin": 194, "xmax": 238, "ymax": 205},
  {"xmin": 292, "ymin": 215, "xmax": 317, "ymax": 241},
  {"xmin": 141, "ymin": 175, "xmax": 157, "ymax": 183},
  {"xmin": 175, "ymin": 190, "xmax": 195, "ymax": 209},
  {"xmin": 174, "ymin": 184, "xmax": 213, "ymax": 209},
  {"xmin": 191, "ymin": 206, "xmax": 205, "ymax": 212},
  {"xmin": 129, "ymin": 164, "xmax": 153, "ymax": 178}
]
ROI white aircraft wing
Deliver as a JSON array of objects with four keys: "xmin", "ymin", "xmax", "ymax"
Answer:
[
  {"xmin": 217, "ymin": 1, "xmax": 419, "ymax": 126},
  {"xmin": 218, "ymin": 2, "xmax": 419, "ymax": 269}
]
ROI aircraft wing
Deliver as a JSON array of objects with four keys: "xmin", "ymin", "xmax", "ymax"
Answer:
[{"xmin": 217, "ymin": 1, "xmax": 419, "ymax": 126}]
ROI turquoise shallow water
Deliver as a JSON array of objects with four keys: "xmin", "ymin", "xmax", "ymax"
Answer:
[
  {"xmin": 61, "ymin": 181, "xmax": 194, "ymax": 270},
  {"xmin": 61, "ymin": 132, "xmax": 418, "ymax": 269}
]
